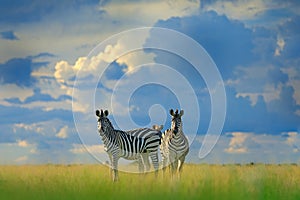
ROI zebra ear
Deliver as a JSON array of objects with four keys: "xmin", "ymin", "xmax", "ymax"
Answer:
[
  {"xmin": 170, "ymin": 109, "xmax": 174, "ymax": 116},
  {"xmin": 179, "ymin": 110, "xmax": 184, "ymax": 117},
  {"xmin": 104, "ymin": 110, "xmax": 109, "ymax": 116},
  {"xmin": 152, "ymin": 124, "xmax": 163, "ymax": 131},
  {"xmin": 96, "ymin": 110, "xmax": 100, "ymax": 117},
  {"xmin": 159, "ymin": 125, "xmax": 164, "ymax": 130}
]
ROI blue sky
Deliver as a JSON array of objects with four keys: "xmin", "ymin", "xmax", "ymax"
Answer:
[{"xmin": 0, "ymin": 0, "xmax": 300, "ymax": 165}]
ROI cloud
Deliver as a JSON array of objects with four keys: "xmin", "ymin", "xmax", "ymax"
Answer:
[
  {"xmin": 0, "ymin": 2, "xmax": 104, "ymax": 62},
  {"xmin": 201, "ymin": 0, "xmax": 267, "ymax": 20},
  {"xmin": 10, "ymin": 121, "xmax": 80, "ymax": 164},
  {"xmin": 0, "ymin": 141, "xmax": 37, "ymax": 164},
  {"xmin": 52, "ymin": 33, "xmax": 156, "ymax": 115},
  {"xmin": 0, "ymin": 0, "xmax": 198, "ymax": 63},
  {"xmin": 225, "ymin": 132, "xmax": 249, "ymax": 153},
  {"xmin": 228, "ymin": 65, "xmax": 289, "ymax": 106},
  {"xmin": 0, "ymin": 54, "xmax": 52, "ymax": 88},
  {"xmin": 0, "ymin": 30, "xmax": 19, "ymax": 40},
  {"xmin": 70, "ymin": 144, "xmax": 105, "ymax": 154},
  {"xmin": 283, "ymin": 131, "xmax": 300, "ymax": 152},
  {"xmin": 192, "ymin": 132, "xmax": 299, "ymax": 163},
  {"xmin": 153, "ymin": 11, "xmax": 256, "ymax": 80},
  {"xmin": 282, "ymin": 67, "xmax": 300, "ymax": 106},
  {"xmin": 13, "ymin": 123, "xmax": 47, "ymax": 135},
  {"xmin": 0, "ymin": 58, "xmax": 34, "ymax": 86},
  {"xmin": 149, "ymin": 10, "xmax": 300, "ymax": 134},
  {"xmin": 100, "ymin": 0, "xmax": 200, "ymax": 24},
  {"xmin": 53, "ymin": 31, "xmax": 155, "ymax": 83},
  {"xmin": 201, "ymin": 0, "xmax": 299, "ymax": 28},
  {"xmin": 278, "ymin": 15, "xmax": 300, "ymax": 59},
  {"xmin": 0, "ymin": 0, "xmax": 101, "ymax": 25},
  {"xmin": 268, "ymin": 85, "xmax": 300, "ymax": 116},
  {"xmin": 55, "ymin": 126, "xmax": 68, "ymax": 139},
  {"xmin": 0, "ymin": 84, "xmax": 34, "ymax": 104},
  {"xmin": 0, "ymin": 54, "xmax": 79, "ymax": 113},
  {"xmin": 1, "ymin": 0, "xmax": 300, "ymax": 165},
  {"xmin": 224, "ymin": 84, "xmax": 300, "ymax": 134}
]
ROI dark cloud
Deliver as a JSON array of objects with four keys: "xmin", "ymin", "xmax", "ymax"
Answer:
[
  {"xmin": 154, "ymin": 11, "xmax": 256, "ymax": 80},
  {"xmin": 147, "ymin": 10, "xmax": 300, "ymax": 135},
  {"xmin": 0, "ymin": 58, "xmax": 33, "ymax": 86},
  {"xmin": 0, "ymin": 30, "xmax": 19, "ymax": 40},
  {"xmin": 224, "ymin": 86, "xmax": 300, "ymax": 134},
  {"xmin": 269, "ymin": 86, "xmax": 300, "ymax": 115},
  {"xmin": 105, "ymin": 61, "xmax": 126, "ymax": 80},
  {"xmin": 0, "ymin": 0, "xmax": 101, "ymax": 25},
  {"xmin": 0, "ymin": 55, "xmax": 53, "ymax": 87}
]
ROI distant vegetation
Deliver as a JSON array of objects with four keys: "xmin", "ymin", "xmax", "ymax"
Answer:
[{"xmin": 0, "ymin": 164, "xmax": 299, "ymax": 200}]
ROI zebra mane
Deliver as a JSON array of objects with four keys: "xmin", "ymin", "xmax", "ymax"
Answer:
[
  {"xmin": 105, "ymin": 118, "xmax": 131, "ymax": 136},
  {"xmin": 105, "ymin": 117, "xmax": 114, "ymax": 129}
]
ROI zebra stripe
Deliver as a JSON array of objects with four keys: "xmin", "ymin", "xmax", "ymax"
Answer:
[{"xmin": 96, "ymin": 109, "xmax": 161, "ymax": 181}]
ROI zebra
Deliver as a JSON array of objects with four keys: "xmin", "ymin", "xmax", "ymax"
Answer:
[
  {"xmin": 95, "ymin": 109, "xmax": 162, "ymax": 181},
  {"xmin": 126, "ymin": 124, "xmax": 164, "ymax": 172},
  {"xmin": 160, "ymin": 109, "xmax": 189, "ymax": 178}
]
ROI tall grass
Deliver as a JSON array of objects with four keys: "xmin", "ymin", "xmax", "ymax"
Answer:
[{"xmin": 0, "ymin": 164, "xmax": 299, "ymax": 200}]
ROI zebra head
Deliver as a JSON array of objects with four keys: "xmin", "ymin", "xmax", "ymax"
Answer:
[
  {"xmin": 170, "ymin": 109, "xmax": 184, "ymax": 135},
  {"xmin": 95, "ymin": 109, "xmax": 110, "ymax": 133}
]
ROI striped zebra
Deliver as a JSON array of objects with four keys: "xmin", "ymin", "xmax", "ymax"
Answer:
[
  {"xmin": 160, "ymin": 109, "xmax": 189, "ymax": 177},
  {"xmin": 126, "ymin": 124, "xmax": 163, "ymax": 172},
  {"xmin": 95, "ymin": 109, "xmax": 162, "ymax": 181}
]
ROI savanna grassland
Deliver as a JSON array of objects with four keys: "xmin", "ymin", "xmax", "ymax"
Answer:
[{"xmin": 0, "ymin": 164, "xmax": 299, "ymax": 200}]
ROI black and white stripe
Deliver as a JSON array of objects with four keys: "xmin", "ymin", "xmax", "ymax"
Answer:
[
  {"xmin": 96, "ymin": 109, "xmax": 161, "ymax": 181},
  {"xmin": 160, "ymin": 109, "xmax": 189, "ymax": 177}
]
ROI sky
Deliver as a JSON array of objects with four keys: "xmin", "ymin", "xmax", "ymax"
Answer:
[{"xmin": 0, "ymin": 0, "xmax": 300, "ymax": 165}]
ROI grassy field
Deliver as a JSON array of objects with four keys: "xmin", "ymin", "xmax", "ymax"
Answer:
[{"xmin": 0, "ymin": 164, "xmax": 299, "ymax": 200}]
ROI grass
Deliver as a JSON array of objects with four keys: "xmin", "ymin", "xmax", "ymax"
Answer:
[{"xmin": 0, "ymin": 164, "xmax": 299, "ymax": 200}]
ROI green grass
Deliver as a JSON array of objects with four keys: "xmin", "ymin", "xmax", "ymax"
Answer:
[{"xmin": 0, "ymin": 164, "xmax": 299, "ymax": 200}]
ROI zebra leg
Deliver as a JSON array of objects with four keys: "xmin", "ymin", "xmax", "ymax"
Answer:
[
  {"xmin": 178, "ymin": 155, "xmax": 186, "ymax": 173},
  {"xmin": 169, "ymin": 153, "xmax": 177, "ymax": 179},
  {"xmin": 149, "ymin": 151, "xmax": 159, "ymax": 176},
  {"xmin": 138, "ymin": 154, "xmax": 144, "ymax": 174},
  {"xmin": 176, "ymin": 155, "xmax": 186, "ymax": 179},
  {"xmin": 170, "ymin": 160, "xmax": 177, "ymax": 175},
  {"xmin": 142, "ymin": 153, "xmax": 150, "ymax": 172},
  {"xmin": 108, "ymin": 155, "xmax": 113, "ymax": 179},
  {"xmin": 162, "ymin": 155, "xmax": 168, "ymax": 175},
  {"xmin": 110, "ymin": 156, "xmax": 119, "ymax": 182}
]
